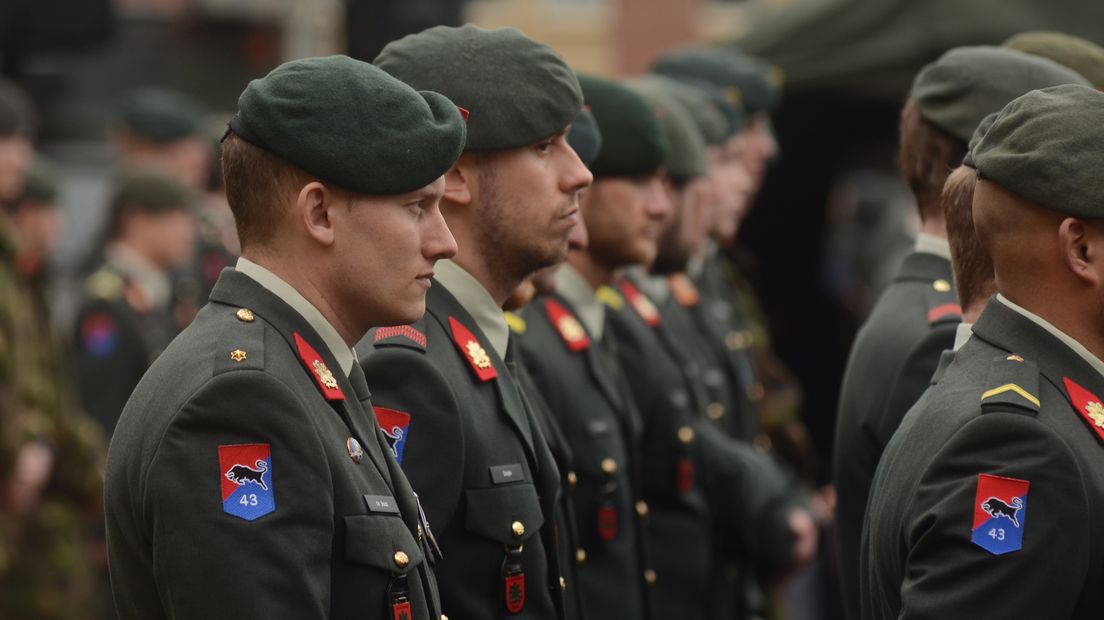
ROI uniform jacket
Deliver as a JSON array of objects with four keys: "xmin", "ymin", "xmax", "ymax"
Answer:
[
  {"xmin": 834, "ymin": 250, "xmax": 960, "ymax": 618},
  {"xmin": 358, "ymin": 280, "xmax": 565, "ymax": 620},
  {"xmin": 105, "ymin": 269, "xmax": 442, "ymax": 620},
  {"xmin": 862, "ymin": 298, "xmax": 1104, "ymax": 619}
]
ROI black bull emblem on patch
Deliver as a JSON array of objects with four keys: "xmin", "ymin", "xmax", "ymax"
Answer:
[
  {"xmin": 981, "ymin": 496, "xmax": 1024, "ymax": 527},
  {"xmin": 225, "ymin": 459, "xmax": 269, "ymax": 491}
]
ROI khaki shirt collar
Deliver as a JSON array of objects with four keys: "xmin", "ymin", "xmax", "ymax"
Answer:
[
  {"xmin": 235, "ymin": 257, "xmax": 356, "ymax": 376},
  {"xmin": 434, "ymin": 259, "xmax": 509, "ymax": 359},
  {"xmin": 914, "ymin": 232, "xmax": 952, "ymax": 261},
  {"xmin": 554, "ymin": 264, "xmax": 605, "ymax": 340},
  {"xmin": 997, "ymin": 294, "xmax": 1104, "ymax": 379},
  {"xmin": 953, "ymin": 322, "xmax": 973, "ymax": 351}
]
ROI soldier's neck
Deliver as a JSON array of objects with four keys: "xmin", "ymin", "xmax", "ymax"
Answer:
[{"xmin": 566, "ymin": 251, "xmax": 613, "ymax": 291}]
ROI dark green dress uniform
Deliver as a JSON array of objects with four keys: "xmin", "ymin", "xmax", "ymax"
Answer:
[
  {"xmin": 515, "ymin": 266, "xmax": 653, "ymax": 620},
  {"xmin": 358, "ymin": 264, "xmax": 566, "ymax": 620},
  {"xmin": 105, "ymin": 268, "xmax": 443, "ymax": 619},
  {"xmin": 861, "ymin": 297, "xmax": 1104, "ymax": 618},
  {"xmin": 74, "ymin": 255, "xmax": 179, "ymax": 436},
  {"xmin": 833, "ymin": 244, "xmax": 960, "ymax": 616}
]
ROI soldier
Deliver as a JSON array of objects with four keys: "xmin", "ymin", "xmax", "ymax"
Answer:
[
  {"xmin": 1004, "ymin": 30, "xmax": 1104, "ymax": 88},
  {"xmin": 358, "ymin": 25, "xmax": 591, "ymax": 620},
  {"xmin": 832, "ymin": 47, "xmax": 1089, "ymax": 618},
  {"xmin": 115, "ymin": 88, "xmax": 212, "ymax": 191},
  {"xmin": 104, "ymin": 54, "xmax": 466, "ymax": 619},
  {"xmin": 862, "ymin": 83, "xmax": 1104, "ymax": 619},
  {"xmin": 73, "ymin": 171, "xmax": 197, "ymax": 436}
]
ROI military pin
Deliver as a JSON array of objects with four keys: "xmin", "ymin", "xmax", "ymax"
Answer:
[{"xmin": 346, "ymin": 437, "xmax": 364, "ymax": 464}]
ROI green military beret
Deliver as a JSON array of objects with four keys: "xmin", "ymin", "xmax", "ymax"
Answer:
[
  {"xmin": 973, "ymin": 84, "xmax": 1104, "ymax": 218},
  {"xmin": 577, "ymin": 73, "xmax": 667, "ymax": 179},
  {"xmin": 626, "ymin": 78, "xmax": 709, "ymax": 182},
  {"xmin": 962, "ymin": 111, "xmax": 999, "ymax": 168},
  {"xmin": 0, "ymin": 77, "xmax": 34, "ymax": 138},
  {"xmin": 567, "ymin": 108, "xmax": 603, "ymax": 168},
  {"xmin": 15, "ymin": 158, "xmax": 60, "ymax": 206},
  {"xmin": 232, "ymin": 55, "xmax": 466, "ymax": 196},
  {"xmin": 650, "ymin": 76, "xmax": 731, "ymax": 146},
  {"xmin": 652, "ymin": 46, "xmax": 783, "ymax": 114},
  {"xmin": 113, "ymin": 171, "xmax": 194, "ymax": 215},
  {"xmin": 375, "ymin": 24, "xmax": 582, "ymax": 152},
  {"xmin": 120, "ymin": 88, "xmax": 205, "ymax": 143},
  {"xmin": 911, "ymin": 46, "xmax": 1089, "ymax": 142},
  {"xmin": 1004, "ymin": 31, "xmax": 1104, "ymax": 89}
]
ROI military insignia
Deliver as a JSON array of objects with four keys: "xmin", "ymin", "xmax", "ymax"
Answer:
[
  {"xmin": 618, "ymin": 280, "xmax": 661, "ymax": 326},
  {"xmin": 374, "ymin": 325, "xmax": 427, "ymax": 350},
  {"xmin": 926, "ymin": 282, "xmax": 962, "ymax": 325},
  {"xmin": 219, "ymin": 443, "xmax": 275, "ymax": 521},
  {"xmin": 971, "ymin": 473, "xmax": 1029, "ymax": 554},
  {"xmin": 347, "ymin": 437, "xmax": 364, "ymax": 464},
  {"xmin": 596, "ymin": 285, "xmax": 625, "ymax": 310},
  {"xmin": 236, "ymin": 308, "xmax": 255, "ymax": 322},
  {"xmin": 932, "ymin": 279, "xmax": 952, "ymax": 293},
  {"xmin": 543, "ymin": 299, "xmax": 590, "ymax": 352},
  {"xmin": 667, "ymin": 274, "xmax": 700, "ymax": 308},
  {"xmin": 448, "ymin": 316, "xmax": 497, "ymax": 382},
  {"xmin": 293, "ymin": 332, "xmax": 344, "ymax": 400},
  {"xmin": 676, "ymin": 459, "xmax": 694, "ymax": 494},
  {"xmin": 502, "ymin": 548, "xmax": 526, "ymax": 614},
  {"xmin": 375, "ymin": 407, "xmax": 412, "ymax": 464},
  {"xmin": 504, "ymin": 311, "xmax": 527, "ymax": 335},
  {"xmin": 598, "ymin": 501, "xmax": 619, "ymax": 542},
  {"xmin": 229, "ymin": 349, "xmax": 247, "ymax": 363},
  {"xmin": 80, "ymin": 312, "xmax": 119, "ymax": 358},
  {"xmin": 391, "ymin": 601, "xmax": 412, "ymax": 620},
  {"xmin": 980, "ymin": 355, "xmax": 1040, "ymax": 414},
  {"xmin": 1063, "ymin": 377, "xmax": 1104, "ymax": 444}
]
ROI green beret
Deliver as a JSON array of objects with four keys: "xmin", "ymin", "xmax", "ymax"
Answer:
[
  {"xmin": 963, "ymin": 111, "xmax": 999, "ymax": 168},
  {"xmin": 626, "ymin": 78, "xmax": 709, "ymax": 182},
  {"xmin": 375, "ymin": 24, "xmax": 582, "ymax": 152},
  {"xmin": 233, "ymin": 55, "xmax": 466, "ymax": 196},
  {"xmin": 1003, "ymin": 31, "xmax": 1104, "ymax": 89},
  {"xmin": 578, "ymin": 74, "xmax": 667, "ymax": 179},
  {"xmin": 911, "ymin": 46, "xmax": 1089, "ymax": 142},
  {"xmin": 120, "ymin": 88, "xmax": 205, "ymax": 143},
  {"xmin": 113, "ymin": 171, "xmax": 194, "ymax": 216},
  {"xmin": 973, "ymin": 84, "xmax": 1104, "ymax": 218},
  {"xmin": 650, "ymin": 76, "xmax": 731, "ymax": 146},
  {"xmin": 15, "ymin": 158, "xmax": 60, "ymax": 206},
  {"xmin": 652, "ymin": 46, "xmax": 783, "ymax": 114},
  {"xmin": 0, "ymin": 78, "xmax": 34, "ymax": 138},
  {"xmin": 567, "ymin": 108, "xmax": 603, "ymax": 167}
]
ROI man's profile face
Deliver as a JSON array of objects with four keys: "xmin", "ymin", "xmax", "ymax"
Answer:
[
  {"xmin": 474, "ymin": 130, "xmax": 592, "ymax": 280},
  {"xmin": 0, "ymin": 136, "xmax": 32, "ymax": 203},
  {"xmin": 333, "ymin": 176, "xmax": 457, "ymax": 328},
  {"xmin": 582, "ymin": 173, "xmax": 672, "ymax": 269}
]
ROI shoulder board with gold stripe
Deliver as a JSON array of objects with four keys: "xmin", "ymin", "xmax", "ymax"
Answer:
[{"xmin": 979, "ymin": 354, "xmax": 1039, "ymax": 415}]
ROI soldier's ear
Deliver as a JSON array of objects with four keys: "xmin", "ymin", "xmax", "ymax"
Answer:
[
  {"xmin": 442, "ymin": 157, "xmax": 475, "ymax": 207},
  {"xmin": 1058, "ymin": 217, "xmax": 1103, "ymax": 287},
  {"xmin": 296, "ymin": 181, "xmax": 336, "ymax": 247}
]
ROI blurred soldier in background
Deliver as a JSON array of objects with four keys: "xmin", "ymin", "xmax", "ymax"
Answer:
[
  {"xmin": 0, "ymin": 80, "xmax": 108, "ymax": 620},
  {"xmin": 73, "ymin": 172, "xmax": 196, "ymax": 437}
]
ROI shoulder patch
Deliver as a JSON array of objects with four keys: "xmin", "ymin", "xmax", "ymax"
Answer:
[
  {"xmin": 219, "ymin": 443, "xmax": 275, "ymax": 520},
  {"xmin": 1063, "ymin": 377, "xmax": 1104, "ymax": 445},
  {"xmin": 293, "ymin": 332, "xmax": 344, "ymax": 401},
  {"xmin": 971, "ymin": 473, "xmax": 1028, "ymax": 554},
  {"xmin": 667, "ymin": 273, "xmax": 700, "ymax": 308},
  {"xmin": 596, "ymin": 285, "xmax": 625, "ymax": 310},
  {"xmin": 543, "ymin": 298, "xmax": 590, "ymax": 352},
  {"xmin": 374, "ymin": 406, "xmax": 412, "ymax": 464},
  {"xmin": 925, "ymin": 283, "xmax": 962, "ymax": 325},
  {"xmin": 372, "ymin": 320, "xmax": 427, "ymax": 352},
  {"xmin": 79, "ymin": 311, "xmax": 119, "ymax": 357},
  {"xmin": 504, "ymin": 311, "xmax": 527, "ymax": 335},
  {"xmin": 447, "ymin": 316, "xmax": 497, "ymax": 382},
  {"xmin": 618, "ymin": 279, "xmax": 661, "ymax": 326},
  {"xmin": 980, "ymin": 354, "xmax": 1040, "ymax": 414}
]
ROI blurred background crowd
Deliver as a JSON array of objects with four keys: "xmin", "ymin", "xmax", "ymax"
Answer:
[{"xmin": 2, "ymin": 0, "xmax": 1104, "ymax": 618}]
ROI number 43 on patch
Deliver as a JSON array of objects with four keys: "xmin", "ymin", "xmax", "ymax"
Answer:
[
  {"xmin": 219, "ymin": 443, "xmax": 276, "ymax": 521},
  {"xmin": 970, "ymin": 473, "xmax": 1028, "ymax": 555}
]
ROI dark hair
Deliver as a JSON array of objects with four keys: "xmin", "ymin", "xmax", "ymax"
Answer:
[{"xmin": 899, "ymin": 98, "xmax": 967, "ymax": 222}]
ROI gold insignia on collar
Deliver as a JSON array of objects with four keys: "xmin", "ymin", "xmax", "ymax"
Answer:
[
  {"xmin": 1007, "ymin": 354, "xmax": 1025, "ymax": 362},
  {"xmin": 465, "ymin": 340, "xmax": 492, "ymax": 370},
  {"xmin": 933, "ymin": 279, "xmax": 951, "ymax": 293},
  {"xmin": 229, "ymin": 349, "xmax": 247, "ymax": 363},
  {"xmin": 236, "ymin": 308, "xmax": 255, "ymax": 322},
  {"xmin": 558, "ymin": 315, "xmax": 586, "ymax": 343},
  {"xmin": 1087, "ymin": 402, "xmax": 1104, "ymax": 429},
  {"xmin": 632, "ymin": 294, "xmax": 660, "ymax": 322},
  {"xmin": 596, "ymin": 286, "xmax": 624, "ymax": 310},
  {"xmin": 312, "ymin": 359, "xmax": 339, "ymax": 389}
]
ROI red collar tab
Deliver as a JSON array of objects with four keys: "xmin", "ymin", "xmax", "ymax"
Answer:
[
  {"xmin": 1064, "ymin": 377, "xmax": 1104, "ymax": 444},
  {"xmin": 448, "ymin": 316, "xmax": 497, "ymax": 382},
  {"xmin": 619, "ymin": 280, "xmax": 661, "ymax": 326},
  {"xmin": 543, "ymin": 298, "xmax": 590, "ymax": 352},
  {"xmin": 668, "ymin": 273, "xmax": 701, "ymax": 308},
  {"xmin": 457, "ymin": 106, "xmax": 470, "ymax": 122},
  {"xmin": 293, "ymin": 332, "xmax": 344, "ymax": 401}
]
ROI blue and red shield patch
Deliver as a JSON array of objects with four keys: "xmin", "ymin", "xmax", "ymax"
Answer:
[
  {"xmin": 375, "ymin": 407, "xmax": 411, "ymax": 464},
  {"xmin": 80, "ymin": 312, "xmax": 118, "ymax": 357},
  {"xmin": 219, "ymin": 443, "xmax": 275, "ymax": 521},
  {"xmin": 971, "ymin": 473, "xmax": 1029, "ymax": 555}
]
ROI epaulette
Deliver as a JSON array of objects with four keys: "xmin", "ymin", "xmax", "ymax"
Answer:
[
  {"xmin": 85, "ymin": 269, "xmax": 125, "ymax": 301},
  {"xmin": 1062, "ymin": 376, "xmax": 1104, "ymax": 445},
  {"xmin": 371, "ymin": 317, "xmax": 428, "ymax": 353},
  {"xmin": 618, "ymin": 279, "xmax": 661, "ymax": 327},
  {"xmin": 542, "ymin": 298, "xmax": 590, "ymax": 352},
  {"xmin": 596, "ymin": 285, "xmax": 625, "ymax": 310},
  {"xmin": 979, "ymin": 354, "xmax": 1040, "ymax": 415},
  {"xmin": 926, "ymin": 279, "xmax": 962, "ymax": 326},
  {"xmin": 214, "ymin": 306, "xmax": 265, "ymax": 376},
  {"xmin": 504, "ymin": 311, "xmax": 526, "ymax": 335},
  {"xmin": 668, "ymin": 273, "xmax": 700, "ymax": 308}
]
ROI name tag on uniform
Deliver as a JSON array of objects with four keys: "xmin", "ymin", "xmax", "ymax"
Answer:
[
  {"xmin": 490, "ymin": 464, "xmax": 525, "ymax": 485},
  {"xmin": 363, "ymin": 494, "xmax": 400, "ymax": 514}
]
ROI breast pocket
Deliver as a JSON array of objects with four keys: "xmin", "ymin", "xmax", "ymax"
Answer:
[
  {"xmin": 464, "ymin": 482, "xmax": 545, "ymax": 545},
  {"xmin": 343, "ymin": 514, "xmax": 424, "ymax": 575}
]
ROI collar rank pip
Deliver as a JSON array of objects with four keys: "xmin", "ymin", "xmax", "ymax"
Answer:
[
  {"xmin": 618, "ymin": 279, "xmax": 661, "ymax": 327},
  {"xmin": 543, "ymin": 298, "xmax": 590, "ymax": 352},
  {"xmin": 667, "ymin": 273, "xmax": 701, "ymax": 308},
  {"xmin": 979, "ymin": 354, "xmax": 1039, "ymax": 415},
  {"xmin": 294, "ymin": 332, "xmax": 344, "ymax": 400},
  {"xmin": 448, "ymin": 316, "xmax": 497, "ymax": 382},
  {"xmin": 1063, "ymin": 376, "xmax": 1104, "ymax": 444}
]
